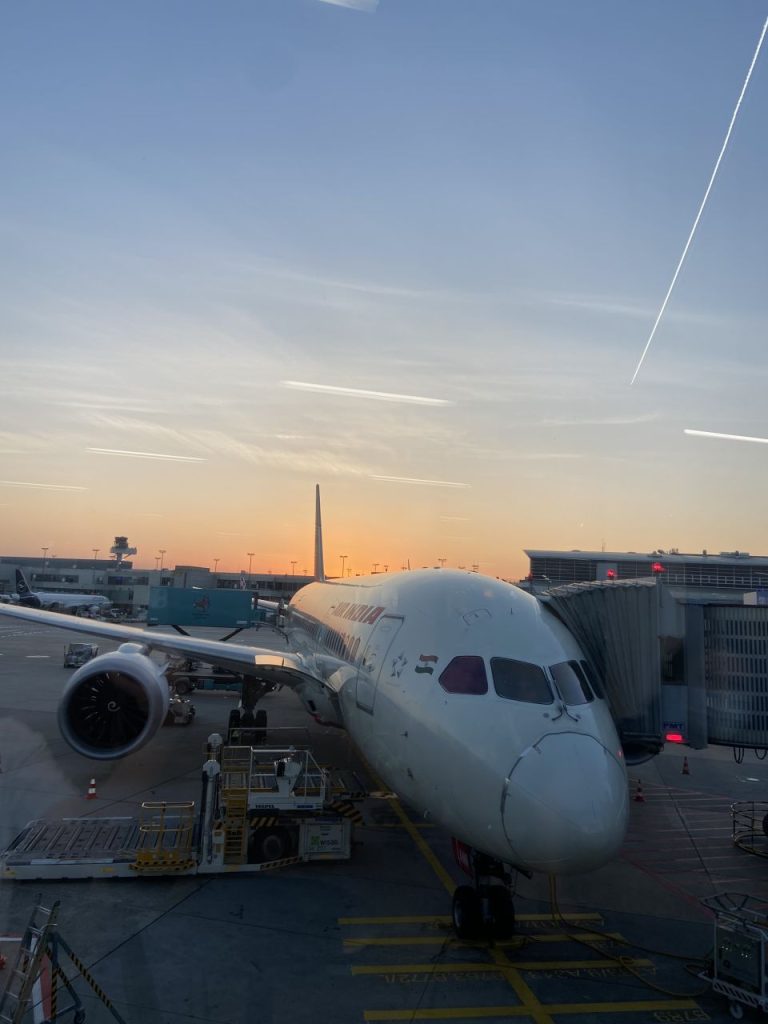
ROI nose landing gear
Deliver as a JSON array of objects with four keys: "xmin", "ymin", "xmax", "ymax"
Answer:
[{"xmin": 451, "ymin": 848, "xmax": 516, "ymax": 940}]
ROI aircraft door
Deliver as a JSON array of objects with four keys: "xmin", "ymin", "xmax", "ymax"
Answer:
[{"xmin": 355, "ymin": 615, "xmax": 404, "ymax": 713}]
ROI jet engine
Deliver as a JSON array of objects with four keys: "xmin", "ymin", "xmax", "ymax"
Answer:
[{"xmin": 58, "ymin": 644, "xmax": 170, "ymax": 760}]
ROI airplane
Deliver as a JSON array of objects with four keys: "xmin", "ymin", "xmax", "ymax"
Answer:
[
  {"xmin": 14, "ymin": 568, "xmax": 111, "ymax": 614},
  {"xmin": 0, "ymin": 487, "xmax": 629, "ymax": 938}
]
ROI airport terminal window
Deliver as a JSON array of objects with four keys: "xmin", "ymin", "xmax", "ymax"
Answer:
[
  {"xmin": 491, "ymin": 658, "xmax": 553, "ymax": 704},
  {"xmin": 438, "ymin": 656, "xmax": 488, "ymax": 695},
  {"xmin": 549, "ymin": 660, "xmax": 594, "ymax": 705}
]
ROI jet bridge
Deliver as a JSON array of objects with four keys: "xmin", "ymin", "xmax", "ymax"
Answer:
[{"xmin": 541, "ymin": 579, "xmax": 664, "ymax": 762}]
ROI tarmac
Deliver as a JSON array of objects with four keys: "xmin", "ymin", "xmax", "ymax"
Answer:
[{"xmin": 1, "ymin": 618, "xmax": 767, "ymax": 1023}]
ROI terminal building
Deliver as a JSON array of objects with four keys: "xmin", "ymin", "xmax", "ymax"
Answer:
[
  {"xmin": 0, "ymin": 553, "xmax": 313, "ymax": 615},
  {"xmin": 525, "ymin": 547, "xmax": 768, "ymax": 596}
]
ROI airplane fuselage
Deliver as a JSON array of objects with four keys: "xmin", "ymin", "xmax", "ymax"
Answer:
[
  {"xmin": 23, "ymin": 591, "xmax": 110, "ymax": 612},
  {"xmin": 287, "ymin": 569, "xmax": 629, "ymax": 875}
]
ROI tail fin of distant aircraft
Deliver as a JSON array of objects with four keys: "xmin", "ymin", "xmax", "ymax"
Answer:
[
  {"xmin": 314, "ymin": 484, "xmax": 326, "ymax": 582},
  {"xmin": 16, "ymin": 568, "xmax": 32, "ymax": 596},
  {"xmin": 15, "ymin": 569, "xmax": 41, "ymax": 608}
]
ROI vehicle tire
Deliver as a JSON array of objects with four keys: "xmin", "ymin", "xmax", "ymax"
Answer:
[
  {"xmin": 74, "ymin": 1011, "xmax": 86, "ymax": 1024},
  {"xmin": 452, "ymin": 886, "xmax": 482, "ymax": 940},
  {"xmin": 259, "ymin": 828, "xmax": 288, "ymax": 863},
  {"xmin": 240, "ymin": 708, "xmax": 256, "ymax": 727},
  {"xmin": 488, "ymin": 888, "xmax": 515, "ymax": 939},
  {"xmin": 175, "ymin": 678, "xmax": 191, "ymax": 695},
  {"xmin": 729, "ymin": 1001, "xmax": 744, "ymax": 1019}
]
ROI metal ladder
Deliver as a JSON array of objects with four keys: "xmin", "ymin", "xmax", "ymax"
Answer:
[{"xmin": 0, "ymin": 898, "xmax": 59, "ymax": 1024}]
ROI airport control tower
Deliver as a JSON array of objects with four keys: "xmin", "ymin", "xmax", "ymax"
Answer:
[{"xmin": 110, "ymin": 536, "xmax": 137, "ymax": 566}]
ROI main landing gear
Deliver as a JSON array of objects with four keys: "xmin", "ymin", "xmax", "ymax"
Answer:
[{"xmin": 452, "ymin": 850, "xmax": 516, "ymax": 941}]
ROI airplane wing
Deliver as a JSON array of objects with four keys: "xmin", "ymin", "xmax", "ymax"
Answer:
[{"xmin": 0, "ymin": 602, "xmax": 342, "ymax": 721}]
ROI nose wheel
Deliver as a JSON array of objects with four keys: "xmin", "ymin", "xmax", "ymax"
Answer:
[{"xmin": 451, "ymin": 850, "xmax": 516, "ymax": 940}]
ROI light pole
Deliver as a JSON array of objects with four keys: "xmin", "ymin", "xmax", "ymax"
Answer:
[
  {"xmin": 155, "ymin": 556, "xmax": 160, "ymax": 570},
  {"xmin": 383, "ymin": 564, "xmax": 389, "ymax": 573},
  {"xmin": 41, "ymin": 546, "xmax": 49, "ymax": 570},
  {"xmin": 290, "ymin": 561, "xmax": 296, "ymax": 575},
  {"xmin": 159, "ymin": 549, "xmax": 166, "ymax": 571},
  {"xmin": 373, "ymin": 563, "xmax": 379, "ymax": 574},
  {"xmin": 340, "ymin": 554, "xmax": 347, "ymax": 578},
  {"xmin": 213, "ymin": 558, "xmax": 220, "ymax": 573},
  {"xmin": 92, "ymin": 548, "xmax": 99, "ymax": 562},
  {"xmin": 438, "ymin": 558, "xmax": 446, "ymax": 568},
  {"xmin": 247, "ymin": 552, "xmax": 254, "ymax": 583}
]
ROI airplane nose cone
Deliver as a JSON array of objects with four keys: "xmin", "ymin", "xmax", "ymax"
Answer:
[{"xmin": 502, "ymin": 732, "xmax": 628, "ymax": 874}]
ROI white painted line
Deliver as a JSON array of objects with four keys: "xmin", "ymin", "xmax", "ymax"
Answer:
[{"xmin": 26, "ymin": 655, "xmax": 50, "ymax": 659}]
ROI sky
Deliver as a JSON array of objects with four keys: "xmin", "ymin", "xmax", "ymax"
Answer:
[{"xmin": 1, "ymin": 0, "xmax": 767, "ymax": 581}]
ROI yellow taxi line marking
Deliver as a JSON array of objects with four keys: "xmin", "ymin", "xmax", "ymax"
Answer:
[
  {"xmin": 339, "ymin": 913, "xmax": 602, "ymax": 926},
  {"xmin": 490, "ymin": 945, "xmax": 554, "ymax": 1024},
  {"xmin": 387, "ymin": 796, "xmax": 456, "ymax": 896},
  {"xmin": 362, "ymin": 759, "xmax": 456, "ymax": 895},
  {"xmin": 363, "ymin": 999, "xmax": 701, "ymax": 1020},
  {"xmin": 345, "ymin": 932, "xmax": 622, "ymax": 947},
  {"xmin": 351, "ymin": 958, "xmax": 652, "ymax": 975}
]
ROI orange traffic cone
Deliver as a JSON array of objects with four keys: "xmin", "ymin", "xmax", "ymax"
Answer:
[
  {"xmin": 86, "ymin": 778, "xmax": 97, "ymax": 799},
  {"xmin": 633, "ymin": 780, "xmax": 646, "ymax": 803},
  {"xmin": 682, "ymin": 756, "xmax": 690, "ymax": 775}
]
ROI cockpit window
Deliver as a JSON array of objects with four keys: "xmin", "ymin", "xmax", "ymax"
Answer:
[
  {"xmin": 438, "ymin": 656, "xmax": 488, "ymax": 695},
  {"xmin": 579, "ymin": 659, "xmax": 604, "ymax": 699},
  {"xmin": 549, "ymin": 660, "xmax": 594, "ymax": 705},
  {"xmin": 490, "ymin": 658, "xmax": 553, "ymax": 704}
]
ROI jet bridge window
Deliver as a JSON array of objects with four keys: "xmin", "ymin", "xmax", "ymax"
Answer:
[
  {"xmin": 549, "ymin": 661, "xmax": 594, "ymax": 705},
  {"xmin": 438, "ymin": 656, "xmax": 488, "ymax": 695},
  {"xmin": 490, "ymin": 659, "xmax": 553, "ymax": 704}
]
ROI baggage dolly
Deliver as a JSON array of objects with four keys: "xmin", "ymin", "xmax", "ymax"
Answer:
[{"xmin": 699, "ymin": 892, "xmax": 768, "ymax": 1019}]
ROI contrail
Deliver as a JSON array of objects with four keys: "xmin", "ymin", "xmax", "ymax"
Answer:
[
  {"xmin": 630, "ymin": 13, "xmax": 768, "ymax": 385},
  {"xmin": 282, "ymin": 381, "xmax": 452, "ymax": 406},
  {"xmin": 685, "ymin": 428, "xmax": 768, "ymax": 445},
  {"xmin": 86, "ymin": 447, "xmax": 206, "ymax": 462},
  {"xmin": 371, "ymin": 475, "xmax": 469, "ymax": 488}
]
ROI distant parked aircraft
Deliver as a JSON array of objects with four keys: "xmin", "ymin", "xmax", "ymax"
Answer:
[{"xmin": 15, "ymin": 568, "xmax": 111, "ymax": 614}]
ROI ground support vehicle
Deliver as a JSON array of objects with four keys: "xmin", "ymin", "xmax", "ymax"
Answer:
[
  {"xmin": 1, "ymin": 741, "xmax": 357, "ymax": 881},
  {"xmin": 62, "ymin": 642, "xmax": 99, "ymax": 668},
  {"xmin": 699, "ymin": 892, "xmax": 768, "ymax": 1019},
  {"xmin": 164, "ymin": 695, "xmax": 196, "ymax": 725}
]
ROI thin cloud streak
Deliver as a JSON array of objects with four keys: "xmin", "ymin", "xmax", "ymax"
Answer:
[
  {"xmin": 685, "ymin": 429, "xmax": 768, "ymax": 445},
  {"xmin": 317, "ymin": 0, "xmax": 378, "ymax": 9},
  {"xmin": 282, "ymin": 381, "xmax": 452, "ymax": 406},
  {"xmin": 541, "ymin": 413, "xmax": 661, "ymax": 427},
  {"xmin": 0, "ymin": 480, "xmax": 88, "ymax": 491},
  {"xmin": 86, "ymin": 448, "xmax": 207, "ymax": 463},
  {"xmin": 372, "ymin": 475, "xmax": 469, "ymax": 488}
]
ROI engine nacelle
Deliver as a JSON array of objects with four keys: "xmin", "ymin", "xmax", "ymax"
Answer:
[{"xmin": 58, "ymin": 648, "xmax": 170, "ymax": 760}]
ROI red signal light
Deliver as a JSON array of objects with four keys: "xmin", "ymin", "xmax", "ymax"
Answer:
[
  {"xmin": 665, "ymin": 732, "xmax": 684, "ymax": 743},
  {"xmin": 651, "ymin": 561, "xmax": 665, "ymax": 574},
  {"xmin": 606, "ymin": 569, "xmax": 616, "ymax": 579}
]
